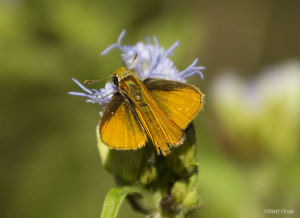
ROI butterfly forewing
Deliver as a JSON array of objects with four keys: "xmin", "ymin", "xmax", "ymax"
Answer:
[
  {"xmin": 144, "ymin": 78, "xmax": 204, "ymax": 130},
  {"xmin": 100, "ymin": 93, "xmax": 147, "ymax": 149}
]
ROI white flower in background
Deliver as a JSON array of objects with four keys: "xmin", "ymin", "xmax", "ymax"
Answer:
[{"xmin": 211, "ymin": 61, "xmax": 300, "ymax": 157}]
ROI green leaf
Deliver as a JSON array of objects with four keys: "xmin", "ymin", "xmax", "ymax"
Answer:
[{"xmin": 100, "ymin": 186, "xmax": 143, "ymax": 218}]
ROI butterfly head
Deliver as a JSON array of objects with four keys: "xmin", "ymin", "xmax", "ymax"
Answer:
[
  {"xmin": 111, "ymin": 53, "xmax": 138, "ymax": 87},
  {"xmin": 111, "ymin": 66, "xmax": 135, "ymax": 86}
]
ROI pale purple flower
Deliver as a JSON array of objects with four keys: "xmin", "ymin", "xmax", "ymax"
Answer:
[
  {"xmin": 68, "ymin": 79, "xmax": 116, "ymax": 107},
  {"xmin": 69, "ymin": 30, "xmax": 205, "ymax": 109}
]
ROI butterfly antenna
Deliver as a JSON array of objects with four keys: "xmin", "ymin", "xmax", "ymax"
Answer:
[
  {"xmin": 84, "ymin": 75, "xmax": 112, "ymax": 85},
  {"xmin": 126, "ymin": 53, "xmax": 138, "ymax": 69}
]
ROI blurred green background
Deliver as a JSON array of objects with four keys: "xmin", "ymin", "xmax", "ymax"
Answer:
[{"xmin": 1, "ymin": 0, "xmax": 300, "ymax": 218}]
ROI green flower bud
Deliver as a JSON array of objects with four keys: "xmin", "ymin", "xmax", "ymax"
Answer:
[
  {"xmin": 139, "ymin": 155, "xmax": 158, "ymax": 185},
  {"xmin": 182, "ymin": 188, "xmax": 198, "ymax": 207},
  {"xmin": 96, "ymin": 124, "xmax": 152, "ymax": 183},
  {"xmin": 171, "ymin": 173, "xmax": 200, "ymax": 213},
  {"xmin": 166, "ymin": 123, "xmax": 198, "ymax": 177},
  {"xmin": 171, "ymin": 180, "xmax": 188, "ymax": 203},
  {"xmin": 182, "ymin": 174, "xmax": 199, "ymax": 207}
]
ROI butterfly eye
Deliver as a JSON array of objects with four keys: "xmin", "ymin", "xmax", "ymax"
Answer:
[{"xmin": 112, "ymin": 76, "xmax": 119, "ymax": 86}]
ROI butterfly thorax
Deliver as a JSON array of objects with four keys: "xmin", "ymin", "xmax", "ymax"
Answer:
[{"xmin": 113, "ymin": 67, "xmax": 145, "ymax": 104}]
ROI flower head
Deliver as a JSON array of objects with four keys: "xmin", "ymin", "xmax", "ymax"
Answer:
[
  {"xmin": 69, "ymin": 30, "xmax": 204, "ymax": 109},
  {"xmin": 69, "ymin": 30, "xmax": 204, "ymax": 217}
]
